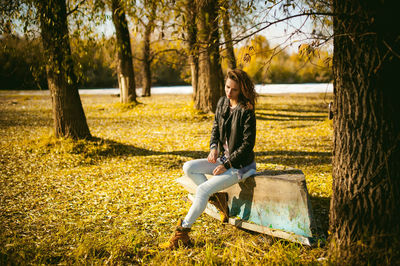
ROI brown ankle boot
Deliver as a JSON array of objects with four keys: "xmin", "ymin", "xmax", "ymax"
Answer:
[
  {"xmin": 159, "ymin": 219, "xmax": 191, "ymax": 249},
  {"xmin": 209, "ymin": 192, "xmax": 229, "ymax": 223}
]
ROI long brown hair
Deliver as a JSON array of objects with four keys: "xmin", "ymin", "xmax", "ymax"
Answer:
[{"xmin": 226, "ymin": 69, "xmax": 258, "ymax": 110}]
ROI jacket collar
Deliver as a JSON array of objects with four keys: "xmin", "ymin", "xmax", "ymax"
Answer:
[
  {"xmin": 221, "ymin": 97, "xmax": 231, "ymax": 119},
  {"xmin": 221, "ymin": 96, "xmax": 243, "ymax": 119}
]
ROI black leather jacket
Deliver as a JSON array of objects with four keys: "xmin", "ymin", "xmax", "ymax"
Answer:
[{"xmin": 210, "ymin": 96, "xmax": 256, "ymax": 169}]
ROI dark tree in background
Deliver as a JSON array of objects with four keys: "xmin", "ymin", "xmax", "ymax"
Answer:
[
  {"xmin": 184, "ymin": 0, "xmax": 199, "ymax": 101},
  {"xmin": 111, "ymin": 0, "xmax": 137, "ymax": 103},
  {"xmin": 36, "ymin": 0, "xmax": 91, "ymax": 139},
  {"xmin": 221, "ymin": 0, "xmax": 236, "ymax": 70},
  {"xmin": 195, "ymin": 0, "xmax": 224, "ymax": 113},
  {"xmin": 329, "ymin": 0, "xmax": 400, "ymax": 263},
  {"xmin": 139, "ymin": 0, "xmax": 157, "ymax": 97}
]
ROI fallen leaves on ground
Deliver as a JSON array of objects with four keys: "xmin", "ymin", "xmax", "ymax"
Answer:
[{"xmin": 0, "ymin": 93, "xmax": 333, "ymax": 264}]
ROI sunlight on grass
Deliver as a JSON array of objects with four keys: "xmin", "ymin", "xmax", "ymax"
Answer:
[{"xmin": 0, "ymin": 93, "xmax": 333, "ymax": 264}]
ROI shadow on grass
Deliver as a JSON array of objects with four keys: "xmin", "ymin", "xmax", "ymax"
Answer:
[
  {"xmin": 256, "ymin": 112, "xmax": 327, "ymax": 121},
  {"xmin": 82, "ymin": 138, "xmax": 331, "ymax": 168},
  {"xmin": 256, "ymin": 150, "xmax": 332, "ymax": 166},
  {"xmin": 88, "ymin": 137, "xmax": 208, "ymax": 159},
  {"xmin": 0, "ymin": 109, "xmax": 52, "ymax": 127},
  {"xmin": 256, "ymin": 105, "xmax": 328, "ymax": 113},
  {"xmin": 273, "ymin": 108, "xmax": 328, "ymax": 114},
  {"xmin": 310, "ymin": 195, "xmax": 330, "ymax": 240}
]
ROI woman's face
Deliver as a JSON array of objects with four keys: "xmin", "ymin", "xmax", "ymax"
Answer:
[{"xmin": 225, "ymin": 78, "xmax": 240, "ymax": 101}]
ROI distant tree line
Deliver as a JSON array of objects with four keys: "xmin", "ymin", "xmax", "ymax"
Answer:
[
  {"xmin": 1, "ymin": 0, "xmax": 400, "ymax": 263},
  {"xmin": 0, "ymin": 33, "xmax": 332, "ymax": 91},
  {"xmin": 0, "ymin": 34, "xmax": 188, "ymax": 90}
]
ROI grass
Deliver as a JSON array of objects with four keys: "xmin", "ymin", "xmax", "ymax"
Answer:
[{"xmin": 0, "ymin": 93, "xmax": 333, "ymax": 264}]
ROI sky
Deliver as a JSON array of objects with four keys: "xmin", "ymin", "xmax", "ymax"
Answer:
[
  {"xmin": 95, "ymin": 4, "xmax": 332, "ymax": 55},
  {"xmin": 231, "ymin": 3, "xmax": 332, "ymax": 54},
  {"xmin": 5, "ymin": 2, "xmax": 331, "ymax": 55}
]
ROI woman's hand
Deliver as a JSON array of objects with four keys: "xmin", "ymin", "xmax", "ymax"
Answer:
[
  {"xmin": 213, "ymin": 165, "xmax": 227, "ymax": 175},
  {"xmin": 207, "ymin": 149, "xmax": 218, "ymax": 163}
]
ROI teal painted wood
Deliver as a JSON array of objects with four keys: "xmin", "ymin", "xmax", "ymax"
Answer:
[
  {"xmin": 176, "ymin": 169, "xmax": 316, "ymax": 244},
  {"xmin": 225, "ymin": 170, "xmax": 314, "ymax": 238}
]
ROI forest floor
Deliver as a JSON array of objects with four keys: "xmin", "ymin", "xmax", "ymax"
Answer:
[{"xmin": 0, "ymin": 93, "xmax": 333, "ymax": 264}]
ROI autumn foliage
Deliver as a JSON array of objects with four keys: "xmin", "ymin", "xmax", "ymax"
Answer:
[
  {"xmin": 0, "ymin": 93, "xmax": 332, "ymax": 264},
  {"xmin": 0, "ymin": 34, "xmax": 332, "ymax": 90}
]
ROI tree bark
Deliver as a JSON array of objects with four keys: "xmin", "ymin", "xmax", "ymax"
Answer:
[
  {"xmin": 36, "ymin": 0, "xmax": 91, "ymax": 139},
  {"xmin": 141, "ymin": 21, "xmax": 152, "ymax": 97},
  {"xmin": 141, "ymin": 2, "xmax": 156, "ymax": 97},
  {"xmin": 185, "ymin": 0, "xmax": 198, "ymax": 101},
  {"xmin": 111, "ymin": 0, "xmax": 137, "ymax": 103},
  {"xmin": 329, "ymin": 0, "xmax": 400, "ymax": 263},
  {"xmin": 195, "ymin": 0, "xmax": 224, "ymax": 113},
  {"xmin": 221, "ymin": 3, "xmax": 236, "ymax": 70}
]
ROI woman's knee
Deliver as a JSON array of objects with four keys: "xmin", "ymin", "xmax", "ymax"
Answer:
[
  {"xmin": 183, "ymin": 159, "xmax": 205, "ymax": 175},
  {"xmin": 182, "ymin": 161, "xmax": 193, "ymax": 175},
  {"xmin": 196, "ymin": 183, "xmax": 213, "ymax": 199}
]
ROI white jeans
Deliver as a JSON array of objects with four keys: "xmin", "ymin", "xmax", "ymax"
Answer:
[{"xmin": 181, "ymin": 158, "xmax": 255, "ymax": 228}]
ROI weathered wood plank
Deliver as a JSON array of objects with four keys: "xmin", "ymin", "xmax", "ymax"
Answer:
[
  {"xmin": 187, "ymin": 194, "xmax": 312, "ymax": 246},
  {"xmin": 176, "ymin": 169, "xmax": 316, "ymax": 245}
]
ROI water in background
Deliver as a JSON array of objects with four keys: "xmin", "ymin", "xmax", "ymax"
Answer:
[
  {"xmin": 81, "ymin": 83, "xmax": 333, "ymax": 95},
  {"xmin": 3, "ymin": 83, "xmax": 333, "ymax": 95}
]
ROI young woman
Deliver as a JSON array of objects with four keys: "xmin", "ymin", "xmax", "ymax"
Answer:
[{"xmin": 162, "ymin": 69, "xmax": 258, "ymax": 249}]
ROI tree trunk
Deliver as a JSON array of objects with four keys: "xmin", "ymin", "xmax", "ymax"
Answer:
[
  {"xmin": 36, "ymin": 0, "xmax": 91, "ymax": 139},
  {"xmin": 141, "ymin": 6, "xmax": 156, "ymax": 97},
  {"xmin": 195, "ymin": 0, "xmax": 224, "ymax": 113},
  {"xmin": 329, "ymin": 0, "xmax": 400, "ymax": 263},
  {"xmin": 111, "ymin": 0, "xmax": 137, "ymax": 103},
  {"xmin": 185, "ymin": 0, "xmax": 198, "ymax": 101},
  {"xmin": 141, "ymin": 22, "xmax": 152, "ymax": 97},
  {"xmin": 221, "ymin": 4, "xmax": 236, "ymax": 69}
]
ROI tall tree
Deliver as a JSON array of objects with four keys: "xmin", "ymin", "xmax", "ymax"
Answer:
[
  {"xmin": 111, "ymin": 0, "xmax": 137, "ymax": 103},
  {"xmin": 184, "ymin": 0, "xmax": 199, "ymax": 100},
  {"xmin": 139, "ymin": 0, "xmax": 157, "ymax": 97},
  {"xmin": 329, "ymin": 0, "xmax": 400, "ymax": 263},
  {"xmin": 36, "ymin": 0, "xmax": 91, "ymax": 139},
  {"xmin": 195, "ymin": 0, "xmax": 224, "ymax": 113},
  {"xmin": 221, "ymin": 0, "xmax": 236, "ymax": 69}
]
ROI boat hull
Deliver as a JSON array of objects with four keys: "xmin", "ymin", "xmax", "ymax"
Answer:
[{"xmin": 176, "ymin": 169, "xmax": 316, "ymax": 246}]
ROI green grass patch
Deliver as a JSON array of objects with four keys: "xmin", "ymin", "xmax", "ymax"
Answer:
[{"xmin": 0, "ymin": 93, "xmax": 333, "ymax": 264}]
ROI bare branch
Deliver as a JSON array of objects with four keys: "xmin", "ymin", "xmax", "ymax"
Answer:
[
  {"xmin": 134, "ymin": 48, "xmax": 186, "ymax": 63},
  {"xmin": 67, "ymin": 0, "xmax": 86, "ymax": 16},
  {"xmin": 149, "ymin": 48, "xmax": 185, "ymax": 62},
  {"xmin": 222, "ymin": 11, "xmax": 335, "ymax": 47},
  {"xmin": 383, "ymin": 40, "xmax": 400, "ymax": 60}
]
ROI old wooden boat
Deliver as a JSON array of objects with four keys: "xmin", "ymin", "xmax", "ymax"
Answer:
[{"xmin": 176, "ymin": 169, "xmax": 316, "ymax": 246}]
